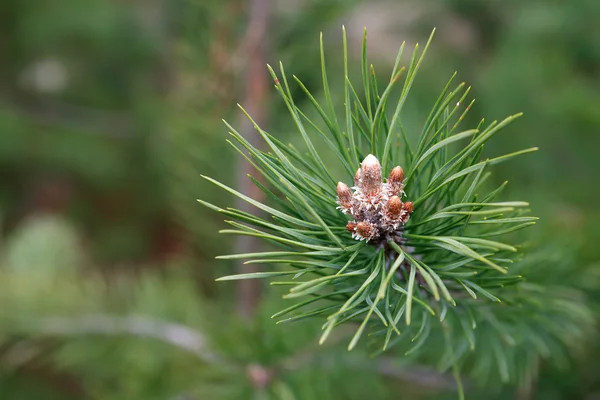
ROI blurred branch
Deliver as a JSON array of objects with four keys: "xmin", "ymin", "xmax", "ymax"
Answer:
[
  {"xmin": 1, "ymin": 339, "xmax": 88, "ymax": 399},
  {"xmin": 279, "ymin": 326, "xmax": 460, "ymax": 392},
  {"xmin": 235, "ymin": 0, "xmax": 271, "ymax": 318},
  {"xmin": 376, "ymin": 357, "xmax": 463, "ymax": 391},
  {"xmin": 31, "ymin": 314, "xmax": 227, "ymax": 366},
  {"xmin": 279, "ymin": 327, "xmax": 353, "ymax": 371},
  {"xmin": 284, "ymin": 345, "xmax": 459, "ymax": 391}
]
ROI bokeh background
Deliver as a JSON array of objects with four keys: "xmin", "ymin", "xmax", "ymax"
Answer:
[{"xmin": 1, "ymin": 0, "xmax": 599, "ymax": 399}]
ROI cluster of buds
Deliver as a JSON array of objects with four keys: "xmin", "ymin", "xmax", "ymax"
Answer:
[{"xmin": 337, "ymin": 154, "xmax": 414, "ymax": 242}]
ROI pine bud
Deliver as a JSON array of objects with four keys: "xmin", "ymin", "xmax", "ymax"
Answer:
[
  {"xmin": 360, "ymin": 154, "xmax": 382, "ymax": 194},
  {"xmin": 346, "ymin": 221, "xmax": 357, "ymax": 233},
  {"xmin": 384, "ymin": 196, "xmax": 403, "ymax": 220},
  {"xmin": 356, "ymin": 221, "xmax": 375, "ymax": 240},
  {"xmin": 336, "ymin": 182, "xmax": 352, "ymax": 211},
  {"xmin": 403, "ymin": 201, "xmax": 414, "ymax": 214},
  {"xmin": 388, "ymin": 166, "xmax": 405, "ymax": 193}
]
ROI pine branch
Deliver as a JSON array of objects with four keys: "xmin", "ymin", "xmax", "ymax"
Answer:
[
  {"xmin": 198, "ymin": 26, "xmax": 593, "ymax": 395},
  {"xmin": 201, "ymin": 26, "xmax": 537, "ymax": 349}
]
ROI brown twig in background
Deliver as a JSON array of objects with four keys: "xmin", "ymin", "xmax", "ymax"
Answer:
[
  {"xmin": 515, "ymin": 357, "xmax": 539, "ymax": 400},
  {"xmin": 234, "ymin": 0, "xmax": 271, "ymax": 319}
]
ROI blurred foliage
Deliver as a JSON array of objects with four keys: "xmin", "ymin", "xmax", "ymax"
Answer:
[
  {"xmin": 417, "ymin": 0, "xmax": 600, "ymax": 261},
  {"xmin": 0, "ymin": 267, "xmax": 391, "ymax": 399},
  {"xmin": 0, "ymin": 0, "xmax": 599, "ymax": 398},
  {"xmin": 3, "ymin": 213, "xmax": 84, "ymax": 275}
]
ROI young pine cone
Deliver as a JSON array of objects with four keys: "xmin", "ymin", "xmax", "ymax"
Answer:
[{"xmin": 337, "ymin": 154, "xmax": 414, "ymax": 242}]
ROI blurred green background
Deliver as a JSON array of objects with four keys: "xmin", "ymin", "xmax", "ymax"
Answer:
[{"xmin": 1, "ymin": 0, "xmax": 599, "ymax": 398}]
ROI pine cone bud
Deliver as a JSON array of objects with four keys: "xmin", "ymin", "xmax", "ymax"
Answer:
[
  {"xmin": 338, "ymin": 157, "xmax": 413, "ymax": 243},
  {"xmin": 384, "ymin": 196, "xmax": 403, "ymax": 220},
  {"xmin": 360, "ymin": 154, "xmax": 382, "ymax": 194},
  {"xmin": 336, "ymin": 182, "xmax": 352, "ymax": 211},
  {"xmin": 388, "ymin": 166, "xmax": 405, "ymax": 194},
  {"xmin": 356, "ymin": 221, "xmax": 376, "ymax": 241},
  {"xmin": 346, "ymin": 221, "xmax": 357, "ymax": 233}
]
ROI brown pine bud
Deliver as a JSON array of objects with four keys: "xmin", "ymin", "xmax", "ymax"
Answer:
[
  {"xmin": 356, "ymin": 221, "xmax": 375, "ymax": 240},
  {"xmin": 388, "ymin": 166, "xmax": 405, "ymax": 193},
  {"xmin": 336, "ymin": 182, "xmax": 352, "ymax": 210},
  {"xmin": 346, "ymin": 221, "xmax": 357, "ymax": 233},
  {"xmin": 354, "ymin": 168, "xmax": 362, "ymax": 187},
  {"xmin": 384, "ymin": 196, "xmax": 403, "ymax": 220},
  {"xmin": 402, "ymin": 201, "xmax": 414, "ymax": 214},
  {"xmin": 360, "ymin": 154, "xmax": 382, "ymax": 194}
]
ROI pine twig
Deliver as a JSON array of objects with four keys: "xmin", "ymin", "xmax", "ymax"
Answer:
[{"xmin": 234, "ymin": 0, "xmax": 271, "ymax": 318}]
